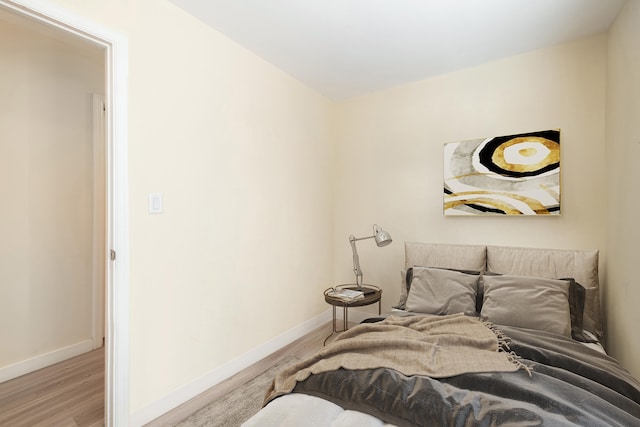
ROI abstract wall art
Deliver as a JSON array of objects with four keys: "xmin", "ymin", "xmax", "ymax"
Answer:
[{"xmin": 443, "ymin": 129, "xmax": 560, "ymax": 216}]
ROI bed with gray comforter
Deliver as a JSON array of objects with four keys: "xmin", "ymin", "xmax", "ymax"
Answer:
[{"xmin": 243, "ymin": 243, "xmax": 640, "ymax": 426}]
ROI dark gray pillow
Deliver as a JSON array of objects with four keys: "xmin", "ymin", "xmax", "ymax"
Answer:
[
  {"xmin": 563, "ymin": 279, "xmax": 596, "ymax": 343},
  {"xmin": 393, "ymin": 268, "xmax": 413, "ymax": 310}
]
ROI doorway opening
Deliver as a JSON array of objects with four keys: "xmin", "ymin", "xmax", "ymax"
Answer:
[{"xmin": 0, "ymin": 1, "xmax": 129, "ymax": 425}]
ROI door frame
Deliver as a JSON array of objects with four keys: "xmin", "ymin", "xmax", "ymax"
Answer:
[{"xmin": 0, "ymin": 1, "xmax": 131, "ymax": 426}]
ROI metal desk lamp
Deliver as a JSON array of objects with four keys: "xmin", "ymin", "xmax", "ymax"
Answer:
[{"xmin": 349, "ymin": 224, "xmax": 392, "ymax": 294}]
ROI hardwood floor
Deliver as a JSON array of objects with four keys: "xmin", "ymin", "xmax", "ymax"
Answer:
[
  {"xmin": 0, "ymin": 347, "xmax": 104, "ymax": 427},
  {"xmin": 145, "ymin": 321, "xmax": 333, "ymax": 426},
  {"xmin": 0, "ymin": 322, "xmax": 332, "ymax": 427}
]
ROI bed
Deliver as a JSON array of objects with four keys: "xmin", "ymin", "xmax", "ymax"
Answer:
[{"xmin": 243, "ymin": 243, "xmax": 640, "ymax": 426}]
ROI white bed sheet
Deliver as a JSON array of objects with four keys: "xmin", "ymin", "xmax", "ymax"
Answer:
[
  {"xmin": 581, "ymin": 330, "xmax": 606, "ymax": 354},
  {"xmin": 242, "ymin": 393, "xmax": 395, "ymax": 427}
]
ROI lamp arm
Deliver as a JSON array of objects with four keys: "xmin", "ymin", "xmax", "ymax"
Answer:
[
  {"xmin": 349, "ymin": 235, "xmax": 367, "ymax": 288},
  {"xmin": 350, "ymin": 235, "xmax": 376, "ymax": 243}
]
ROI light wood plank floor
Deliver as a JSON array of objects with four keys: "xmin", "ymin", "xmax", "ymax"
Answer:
[
  {"xmin": 0, "ymin": 347, "xmax": 105, "ymax": 427},
  {"xmin": 0, "ymin": 322, "xmax": 333, "ymax": 427},
  {"xmin": 146, "ymin": 321, "xmax": 333, "ymax": 426}
]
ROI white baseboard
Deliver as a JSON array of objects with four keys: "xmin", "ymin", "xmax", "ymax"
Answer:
[
  {"xmin": 131, "ymin": 309, "xmax": 332, "ymax": 427},
  {"xmin": 0, "ymin": 340, "xmax": 94, "ymax": 383}
]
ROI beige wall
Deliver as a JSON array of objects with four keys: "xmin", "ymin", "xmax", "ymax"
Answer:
[
  {"xmin": 26, "ymin": 0, "xmax": 334, "ymax": 414},
  {"xmin": 605, "ymin": 0, "xmax": 640, "ymax": 378},
  {"xmin": 0, "ymin": 19, "xmax": 104, "ymax": 367},
  {"xmin": 333, "ymin": 35, "xmax": 608, "ymax": 316},
  {"xmin": 126, "ymin": 2, "xmax": 334, "ymax": 412}
]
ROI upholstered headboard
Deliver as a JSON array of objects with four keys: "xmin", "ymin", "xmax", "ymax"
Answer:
[
  {"xmin": 404, "ymin": 242, "xmax": 486, "ymax": 272},
  {"xmin": 404, "ymin": 242, "xmax": 602, "ymax": 338}
]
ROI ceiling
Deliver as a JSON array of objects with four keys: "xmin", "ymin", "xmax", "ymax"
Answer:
[{"xmin": 168, "ymin": 0, "xmax": 626, "ymax": 100}]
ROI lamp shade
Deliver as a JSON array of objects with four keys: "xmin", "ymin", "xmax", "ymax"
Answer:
[{"xmin": 373, "ymin": 225, "xmax": 392, "ymax": 247}]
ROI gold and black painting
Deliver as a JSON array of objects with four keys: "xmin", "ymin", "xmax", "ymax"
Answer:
[{"xmin": 443, "ymin": 129, "xmax": 560, "ymax": 215}]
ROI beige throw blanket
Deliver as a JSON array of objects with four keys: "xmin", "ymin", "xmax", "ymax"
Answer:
[{"xmin": 265, "ymin": 313, "xmax": 524, "ymax": 403}]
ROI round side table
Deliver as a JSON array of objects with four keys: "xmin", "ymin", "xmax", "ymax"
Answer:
[{"xmin": 323, "ymin": 284, "xmax": 381, "ymax": 344}]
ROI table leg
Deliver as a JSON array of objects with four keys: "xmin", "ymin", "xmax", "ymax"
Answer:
[
  {"xmin": 332, "ymin": 304, "xmax": 337, "ymax": 332},
  {"xmin": 344, "ymin": 306, "xmax": 348, "ymax": 331},
  {"xmin": 325, "ymin": 304, "xmax": 344, "ymax": 346}
]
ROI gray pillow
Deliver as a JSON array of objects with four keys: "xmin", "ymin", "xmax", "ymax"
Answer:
[
  {"xmin": 481, "ymin": 274, "xmax": 572, "ymax": 337},
  {"xmin": 486, "ymin": 245, "xmax": 601, "ymax": 339},
  {"xmin": 405, "ymin": 267, "xmax": 479, "ymax": 315}
]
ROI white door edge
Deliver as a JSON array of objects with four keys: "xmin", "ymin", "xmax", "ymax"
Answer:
[{"xmin": 92, "ymin": 93, "xmax": 106, "ymax": 350}]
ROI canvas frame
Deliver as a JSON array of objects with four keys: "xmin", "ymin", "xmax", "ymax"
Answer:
[{"xmin": 443, "ymin": 129, "xmax": 561, "ymax": 216}]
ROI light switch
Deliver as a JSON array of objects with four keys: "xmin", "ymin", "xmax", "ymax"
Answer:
[{"xmin": 149, "ymin": 193, "xmax": 163, "ymax": 214}]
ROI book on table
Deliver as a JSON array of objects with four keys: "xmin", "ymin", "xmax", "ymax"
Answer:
[{"xmin": 328, "ymin": 288, "xmax": 364, "ymax": 302}]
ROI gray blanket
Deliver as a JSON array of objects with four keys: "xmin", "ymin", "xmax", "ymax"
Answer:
[{"xmin": 267, "ymin": 318, "xmax": 640, "ymax": 426}]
